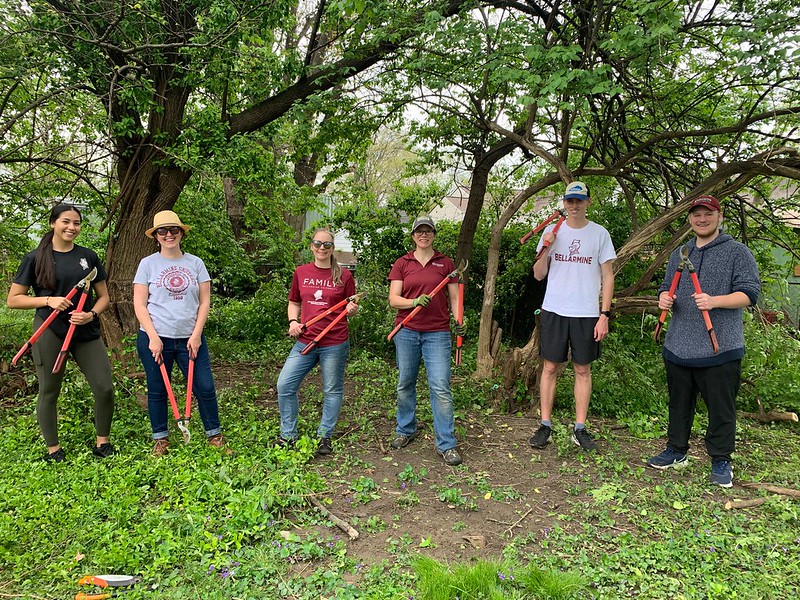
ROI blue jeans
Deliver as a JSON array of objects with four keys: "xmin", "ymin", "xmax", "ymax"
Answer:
[
  {"xmin": 393, "ymin": 328, "xmax": 457, "ymax": 451},
  {"xmin": 137, "ymin": 330, "xmax": 221, "ymax": 440},
  {"xmin": 277, "ymin": 340, "xmax": 350, "ymax": 440}
]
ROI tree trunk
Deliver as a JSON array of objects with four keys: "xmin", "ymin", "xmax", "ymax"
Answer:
[{"xmin": 102, "ymin": 155, "xmax": 191, "ymax": 352}]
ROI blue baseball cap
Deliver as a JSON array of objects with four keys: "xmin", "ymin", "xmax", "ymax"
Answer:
[{"xmin": 564, "ymin": 181, "xmax": 589, "ymax": 200}]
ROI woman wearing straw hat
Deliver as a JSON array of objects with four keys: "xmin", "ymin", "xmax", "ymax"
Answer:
[{"xmin": 133, "ymin": 210, "xmax": 229, "ymax": 456}]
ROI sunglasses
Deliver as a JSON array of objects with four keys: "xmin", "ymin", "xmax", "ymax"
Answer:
[
  {"xmin": 311, "ymin": 240, "xmax": 334, "ymax": 249},
  {"xmin": 155, "ymin": 226, "xmax": 183, "ymax": 236}
]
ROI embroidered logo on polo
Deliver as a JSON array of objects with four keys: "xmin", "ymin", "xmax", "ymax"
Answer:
[
  {"xmin": 156, "ymin": 266, "xmax": 197, "ymax": 300},
  {"xmin": 553, "ymin": 239, "xmax": 593, "ymax": 265}
]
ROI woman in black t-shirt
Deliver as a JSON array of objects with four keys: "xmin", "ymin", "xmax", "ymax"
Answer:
[{"xmin": 7, "ymin": 205, "xmax": 115, "ymax": 463}]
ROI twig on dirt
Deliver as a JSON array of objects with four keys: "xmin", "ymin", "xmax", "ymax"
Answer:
[
  {"xmin": 740, "ymin": 483, "xmax": 800, "ymax": 499},
  {"xmin": 377, "ymin": 433, "xmax": 386, "ymax": 454},
  {"xmin": 487, "ymin": 518, "xmax": 512, "ymax": 526},
  {"xmin": 503, "ymin": 507, "xmax": 534, "ymax": 538},
  {"xmin": 309, "ymin": 495, "xmax": 359, "ymax": 540},
  {"xmin": 724, "ymin": 498, "xmax": 768, "ymax": 510}
]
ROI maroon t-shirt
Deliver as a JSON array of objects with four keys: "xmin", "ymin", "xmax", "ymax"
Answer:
[
  {"xmin": 388, "ymin": 251, "xmax": 456, "ymax": 332},
  {"xmin": 289, "ymin": 263, "xmax": 356, "ymax": 346}
]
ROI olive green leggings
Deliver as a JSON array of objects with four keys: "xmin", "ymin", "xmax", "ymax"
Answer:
[{"xmin": 31, "ymin": 318, "xmax": 115, "ymax": 447}]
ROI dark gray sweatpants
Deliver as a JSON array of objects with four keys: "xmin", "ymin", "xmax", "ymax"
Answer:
[{"xmin": 31, "ymin": 317, "xmax": 114, "ymax": 447}]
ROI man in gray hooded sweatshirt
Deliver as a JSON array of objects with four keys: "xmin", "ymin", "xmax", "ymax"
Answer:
[{"xmin": 647, "ymin": 195, "xmax": 760, "ymax": 487}]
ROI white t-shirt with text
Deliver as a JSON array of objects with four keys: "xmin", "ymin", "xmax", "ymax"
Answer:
[{"xmin": 537, "ymin": 221, "xmax": 616, "ymax": 318}]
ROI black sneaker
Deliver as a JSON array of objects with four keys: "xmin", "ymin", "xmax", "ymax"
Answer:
[
  {"xmin": 317, "ymin": 437, "xmax": 333, "ymax": 456},
  {"xmin": 571, "ymin": 428, "xmax": 597, "ymax": 451},
  {"xmin": 43, "ymin": 448, "xmax": 66, "ymax": 463},
  {"xmin": 390, "ymin": 431, "xmax": 419, "ymax": 449},
  {"xmin": 274, "ymin": 437, "xmax": 296, "ymax": 449},
  {"xmin": 91, "ymin": 442, "xmax": 116, "ymax": 458},
  {"xmin": 529, "ymin": 424, "xmax": 552, "ymax": 449},
  {"xmin": 647, "ymin": 448, "xmax": 688, "ymax": 470}
]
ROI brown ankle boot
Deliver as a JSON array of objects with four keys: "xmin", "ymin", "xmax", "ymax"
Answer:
[
  {"xmin": 152, "ymin": 438, "xmax": 169, "ymax": 457},
  {"xmin": 208, "ymin": 434, "xmax": 232, "ymax": 456}
]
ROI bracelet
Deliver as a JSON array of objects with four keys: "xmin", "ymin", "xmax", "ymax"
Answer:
[
  {"xmin": 91, "ymin": 310, "xmax": 99, "ymax": 321},
  {"xmin": 289, "ymin": 318, "xmax": 300, "ymax": 325}
]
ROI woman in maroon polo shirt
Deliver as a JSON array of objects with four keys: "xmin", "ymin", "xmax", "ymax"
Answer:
[
  {"xmin": 276, "ymin": 229, "xmax": 359, "ymax": 456},
  {"xmin": 387, "ymin": 215, "xmax": 464, "ymax": 466}
]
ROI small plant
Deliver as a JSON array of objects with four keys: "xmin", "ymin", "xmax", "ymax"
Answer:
[
  {"xmin": 397, "ymin": 490, "xmax": 420, "ymax": 508},
  {"xmin": 349, "ymin": 476, "xmax": 380, "ymax": 504},
  {"xmin": 435, "ymin": 486, "xmax": 477, "ymax": 511},
  {"xmin": 397, "ymin": 464, "xmax": 428, "ymax": 486}
]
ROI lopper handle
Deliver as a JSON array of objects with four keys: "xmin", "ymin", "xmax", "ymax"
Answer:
[
  {"xmin": 185, "ymin": 353, "xmax": 195, "ymax": 418},
  {"xmin": 455, "ymin": 282, "xmax": 464, "ymax": 366},
  {"xmin": 653, "ymin": 267, "xmax": 683, "ymax": 342},
  {"xmin": 52, "ymin": 290, "xmax": 89, "ymax": 374},
  {"xmin": 158, "ymin": 359, "xmax": 182, "ymax": 421},
  {"xmin": 13, "ymin": 288, "xmax": 81, "ymax": 366},
  {"xmin": 301, "ymin": 308, "xmax": 349, "ymax": 355},
  {"xmin": 688, "ymin": 271, "xmax": 720, "ymax": 353},
  {"xmin": 387, "ymin": 272, "xmax": 455, "ymax": 341},
  {"xmin": 534, "ymin": 215, "xmax": 566, "ymax": 260}
]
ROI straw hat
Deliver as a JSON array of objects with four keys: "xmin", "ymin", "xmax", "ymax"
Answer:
[{"xmin": 145, "ymin": 210, "xmax": 191, "ymax": 238}]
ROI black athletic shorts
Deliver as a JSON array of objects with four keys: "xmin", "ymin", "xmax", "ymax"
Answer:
[{"xmin": 539, "ymin": 309, "xmax": 600, "ymax": 365}]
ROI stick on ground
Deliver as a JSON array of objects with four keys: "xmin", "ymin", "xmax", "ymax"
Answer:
[{"xmin": 309, "ymin": 495, "xmax": 359, "ymax": 540}]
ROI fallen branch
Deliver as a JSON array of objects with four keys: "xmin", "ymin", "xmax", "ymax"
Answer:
[
  {"xmin": 739, "ymin": 390, "xmax": 798, "ymax": 423},
  {"xmin": 724, "ymin": 498, "xmax": 768, "ymax": 510},
  {"xmin": 504, "ymin": 507, "xmax": 534, "ymax": 538},
  {"xmin": 740, "ymin": 483, "xmax": 800, "ymax": 499},
  {"xmin": 309, "ymin": 496, "xmax": 359, "ymax": 540}
]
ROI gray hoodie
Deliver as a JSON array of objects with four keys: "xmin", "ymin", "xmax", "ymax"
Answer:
[{"xmin": 660, "ymin": 234, "xmax": 760, "ymax": 367}]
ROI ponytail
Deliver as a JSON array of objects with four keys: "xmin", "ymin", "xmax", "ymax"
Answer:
[
  {"xmin": 330, "ymin": 254, "xmax": 342, "ymax": 287},
  {"xmin": 34, "ymin": 230, "xmax": 56, "ymax": 290}
]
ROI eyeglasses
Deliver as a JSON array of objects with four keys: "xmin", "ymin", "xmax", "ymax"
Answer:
[
  {"xmin": 414, "ymin": 229, "xmax": 435, "ymax": 236},
  {"xmin": 311, "ymin": 240, "xmax": 334, "ymax": 249},
  {"xmin": 156, "ymin": 226, "xmax": 183, "ymax": 236}
]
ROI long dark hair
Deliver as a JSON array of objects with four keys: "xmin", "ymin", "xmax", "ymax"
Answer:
[{"xmin": 34, "ymin": 204, "xmax": 82, "ymax": 290}]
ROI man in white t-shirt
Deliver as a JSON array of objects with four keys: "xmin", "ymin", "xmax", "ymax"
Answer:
[{"xmin": 529, "ymin": 182, "xmax": 616, "ymax": 451}]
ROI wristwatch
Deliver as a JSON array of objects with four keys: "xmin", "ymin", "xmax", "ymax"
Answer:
[
  {"xmin": 91, "ymin": 310, "xmax": 99, "ymax": 321},
  {"xmin": 600, "ymin": 310, "xmax": 611, "ymax": 318},
  {"xmin": 289, "ymin": 318, "xmax": 301, "ymax": 325}
]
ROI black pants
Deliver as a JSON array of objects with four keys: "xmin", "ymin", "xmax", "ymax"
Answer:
[{"xmin": 665, "ymin": 359, "xmax": 741, "ymax": 462}]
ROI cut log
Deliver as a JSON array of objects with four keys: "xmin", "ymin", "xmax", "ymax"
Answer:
[{"xmin": 724, "ymin": 498, "xmax": 767, "ymax": 510}]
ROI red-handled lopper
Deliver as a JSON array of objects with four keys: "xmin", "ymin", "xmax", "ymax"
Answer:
[
  {"xmin": 387, "ymin": 259, "xmax": 468, "ymax": 342},
  {"xmin": 13, "ymin": 267, "xmax": 97, "ymax": 366},
  {"xmin": 157, "ymin": 356, "xmax": 191, "ymax": 443}
]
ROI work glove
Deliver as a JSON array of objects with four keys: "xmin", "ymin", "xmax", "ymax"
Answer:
[
  {"xmin": 453, "ymin": 319, "xmax": 467, "ymax": 338},
  {"xmin": 412, "ymin": 294, "xmax": 432, "ymax": 308}
]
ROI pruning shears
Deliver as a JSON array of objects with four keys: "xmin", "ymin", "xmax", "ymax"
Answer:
[
  {"xmin": 51, "ymin": 267, "xmax": 99, "ymax": 374},
  {"xmin": 76, "ymin": 574, "xmax": 140, "ymax": 600},
  {"xmin": 13, "ymin": 267, "xmax": 98, "ymax": 367},
  {"xmin": 653, "ymin": 244, "xmax": 719, "ymax": 353},
  {"xmin": 387, "ymin": 259, "xmax": 468, "ymax": 342},
  {"xmin": 157, "ymin": 355, "xmax": 192, "ymax": 443},
  {"xmin": 300, "ymin": 292, "xmax": 367, "ymax": 355}
]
